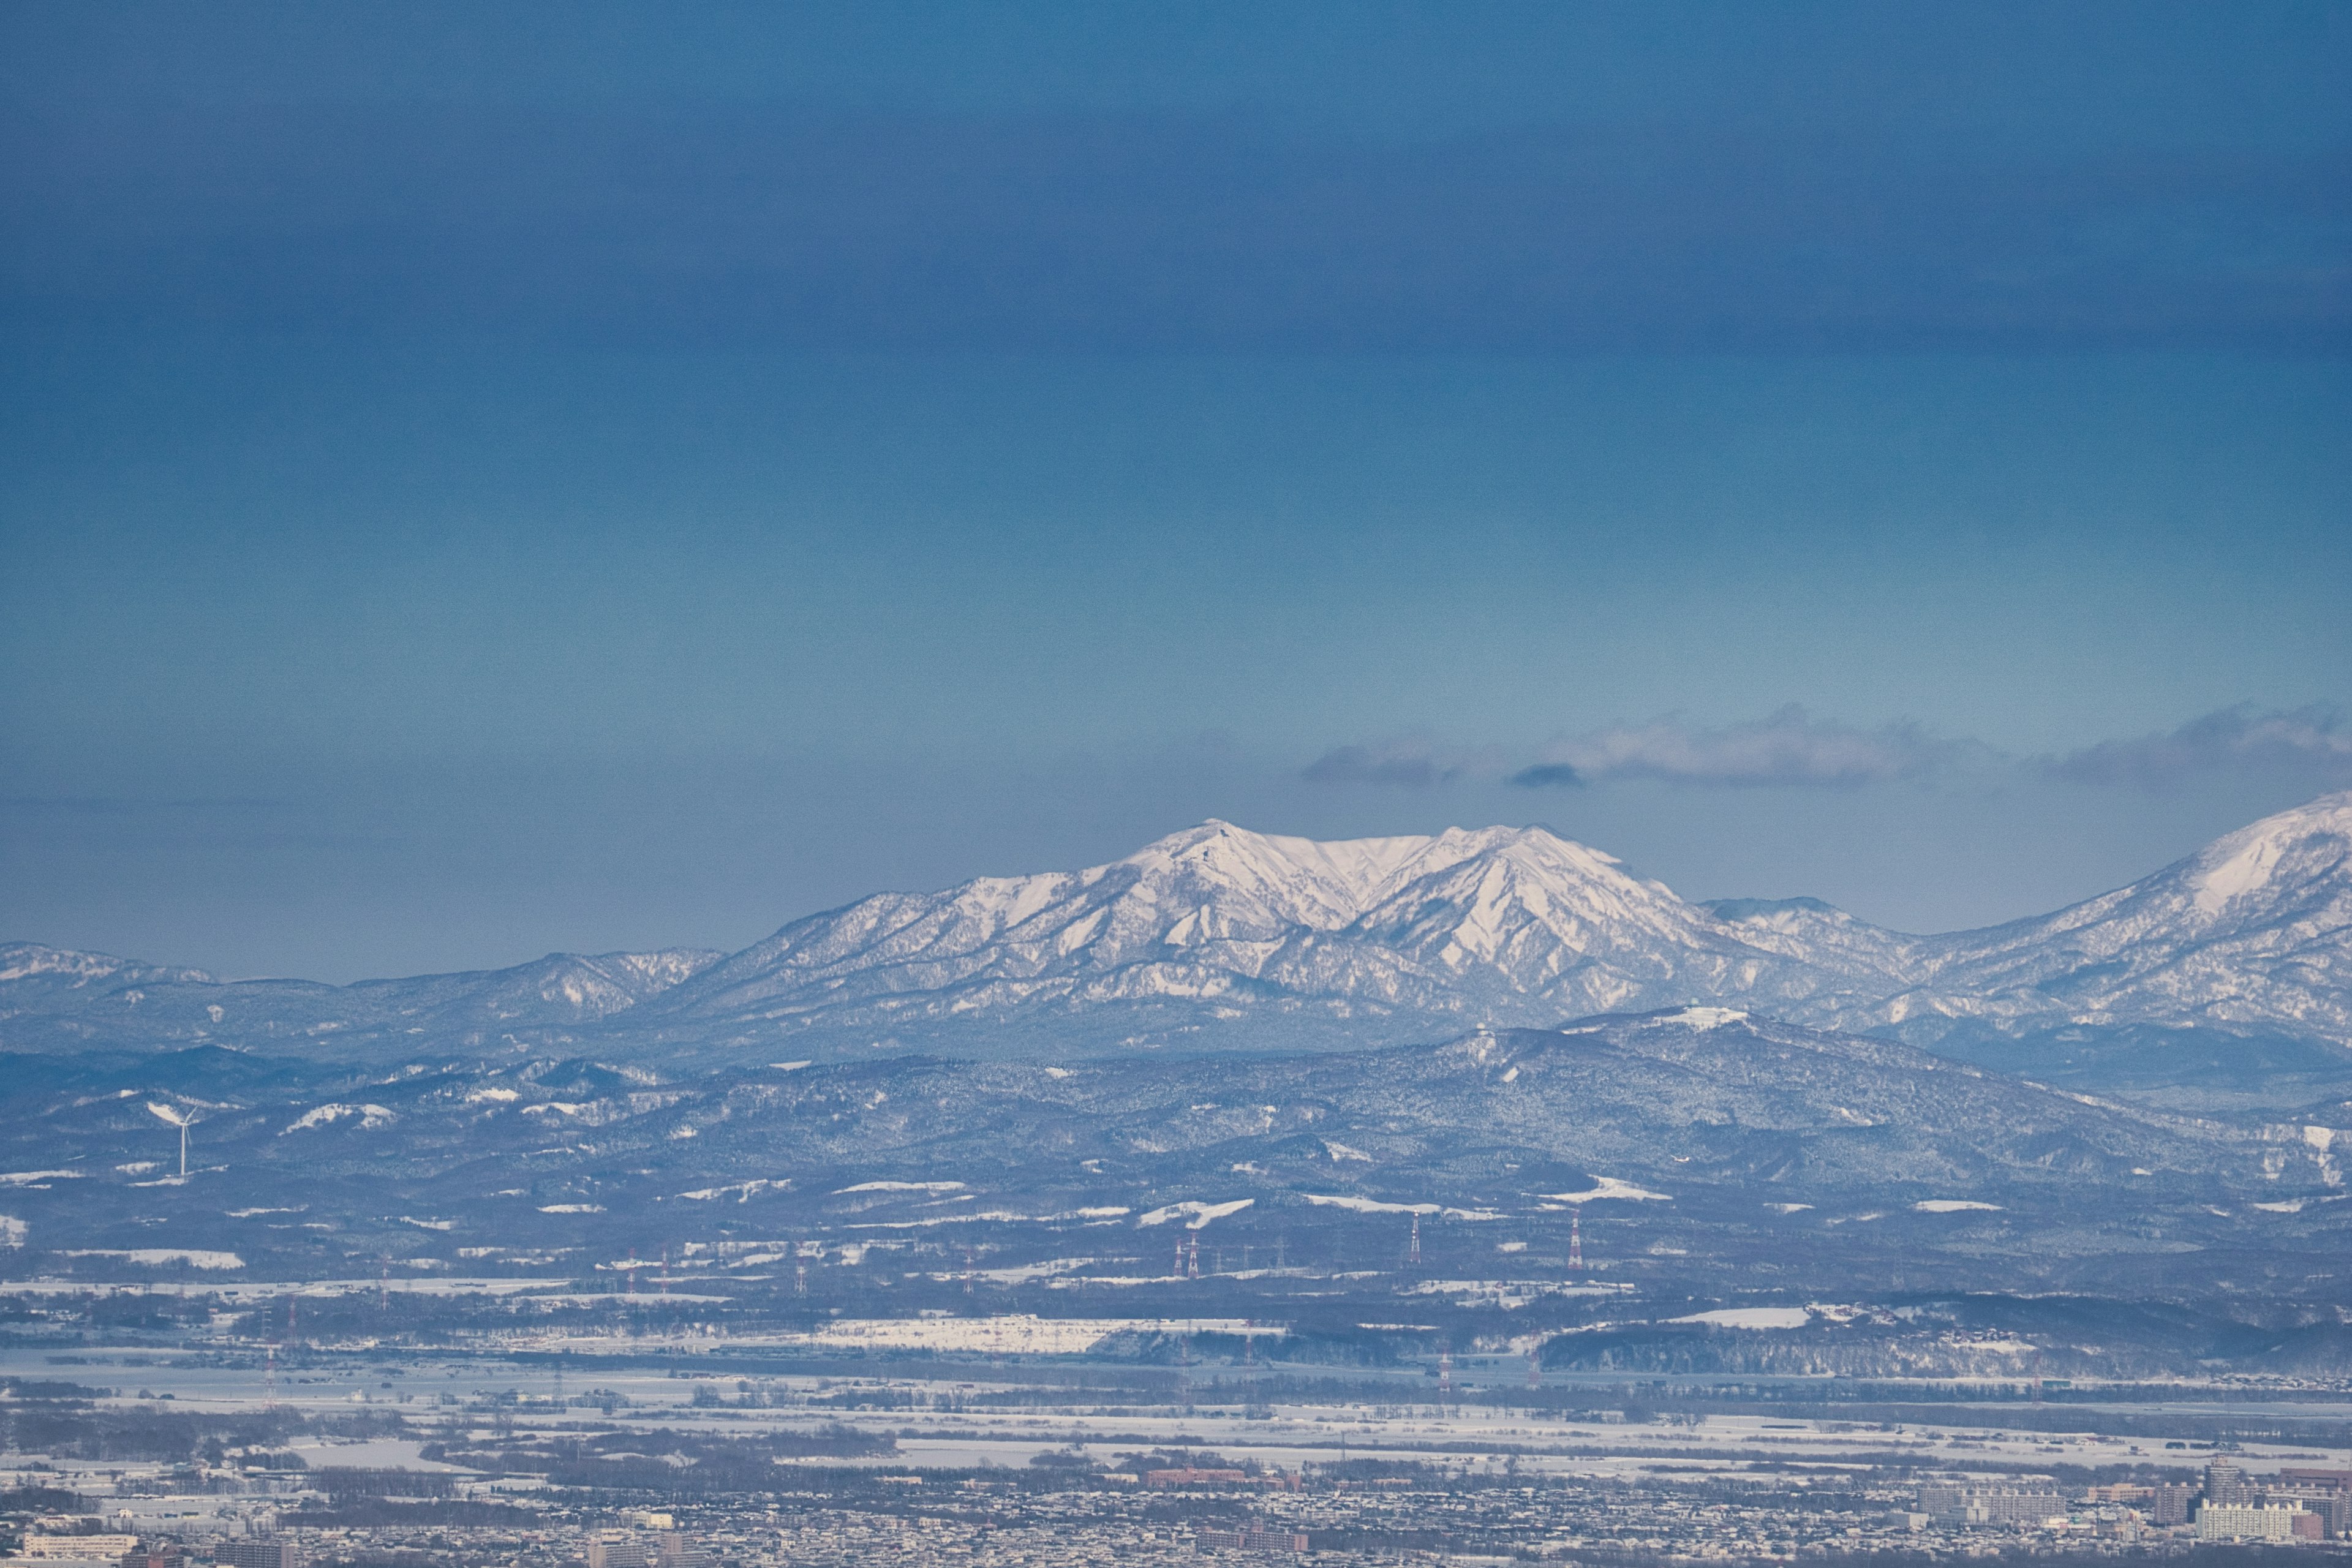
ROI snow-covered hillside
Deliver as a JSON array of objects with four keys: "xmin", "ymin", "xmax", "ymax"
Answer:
[
  {"xmin": 0, "ymin": 940, "xmax": 723, "ymax": 1055},
  {"xmin": 1866, "ymin": 792, "xmax": 2352, "ymax": 1040}
]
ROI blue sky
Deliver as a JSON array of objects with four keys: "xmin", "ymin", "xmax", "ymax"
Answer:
[{"xmin": 3, "ymin": 4, "xmax": 2348, "ymax": 979}]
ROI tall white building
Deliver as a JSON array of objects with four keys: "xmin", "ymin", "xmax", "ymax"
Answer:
[{"xmin": 2195, "ymin": 1504, "xmax": 2303, "ymax": 1541}]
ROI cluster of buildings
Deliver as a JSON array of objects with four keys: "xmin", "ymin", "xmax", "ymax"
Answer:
[
  {"xmin": 1915, "ymin": 1459, "xmax": 2350, "ymax": 1545},
  {"xmin": 10, "ymin": 1540, "xmax": 293, "ymax": 1567},
  {"xmin": 4, "ymin": 1449, "xmax": 2346, "ymax": 1564},
  {"xmin": 2191, "ymin": 1460, "xmax": 2351, "ymax": 1543},
  {"xmin": 582, "ymin": 1510, "xmax": 714, "ymax": 1568},
  {"xmin": 7, "ymin": 1524, "xmax": 720, "ymax": 1568}
]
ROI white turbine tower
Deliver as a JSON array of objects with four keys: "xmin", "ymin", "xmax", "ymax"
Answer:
[{"xmin": 147, "ymin": 1102, "xmax": 194, "ymax": 1179}]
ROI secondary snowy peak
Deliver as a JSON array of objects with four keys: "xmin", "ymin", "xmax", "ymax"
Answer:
[
  {"xmin": 431, "ymin": 948, "xmax": 726, "ymax": 1022},
  {"xmin": 1879, "ymin": 791, "xmax": 2352, "ymax": 1038},
  {"xmin": 1700, "ymin": 897, "xmax": 1923, "ymax": 987},
  {"xmin": 1355, "ymin": 826, "xmax": 1704, "ymax": 964},
  {"xmin": 2179, "ymin": 791, "xmax": 2352, "ymax": 922},
  {"xmin": 1272, "ymin": 827, "xmax": 1902, "ymax": 1023},
  {"xmin": 0, "ymin": 942, "xmax": 215, "ymax": 990},
  {"xmin": 0, "ymin": 941, "xmax": 725, "ymax": 1052}
]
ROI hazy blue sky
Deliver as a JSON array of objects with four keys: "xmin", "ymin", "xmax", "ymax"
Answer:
[{"xmin": 4, "ymin": 4, "xmax": 2348, "ymax": 979}]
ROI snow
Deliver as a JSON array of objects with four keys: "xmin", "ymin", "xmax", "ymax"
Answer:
[
  {"xmin": 282, "ymin": 1103, "xmax": 395, "ymax": 1133},
  {"xmin": 1410, "ymin": 1278, "xmax": 1583, "ymax": 1308},
  {"xmin": 1322, "ymin": 1140, "xmax": 1373, "ymax": 1163},
  {"xmin": 835, "ymin": 1180, "xmax": 966, "ymax": 1194},
  {"xmin": 2192, "ymin": 829, "xmax": 2288, "ymax": 915},
  {"xmin": 0, "ymin": 1170, "xmax": 83, "ymax": 1186},
  {"xmin": 1136, "ymin": 1197, "xmax": 1254, "ymax": 1229},
  {"xmin": 1237, "ymin": 825, "xmax": 1458, "ymax": 914},
  {"xmin": 64, "ymin": 1248, "xmax": 243, "ymax": 1270},
  {"xmin": 290, "ymin": 1438, "xmax": 464, "ymax": 1472},
  {"xmin": 537, "ymin": 1203, "xmax": 605, "ymax": 1213},
  {"xmin": 2252, "ymin": 1196, "xmax": 2346, "ymax": 1213},
  {"xmin": 769, "ymin": 1313, "xmax": 1279, "ymax": 1355},
  {"xmin": 12, "ymin": 795, "xmax": 2350, "ymax": 1076},
  {"xmin": 1913, "ymin": 1199, "xmax": 2003, "ymax": 1213},
  {"xmin": 1300, "ymin": 1194, "xmax": 1502, "ymax": 1220},
  {"xmin": 677, "ymin": 1179, "xmax": 786, "ymax": 1202},
  {"xmin": 1302, "ymin": 1194, "xmax": 1439, "ymax": 1215},
  {"xmin": 1672, "ymin": 1307, "xmax": 1811, "ymax": 1330},
  {"xmin": 1541, "ymin": 1177, "xmax": 1672, "ymax": 1204},
  {"xmin": 689, "ymin": 815, "xmax": 1851, "ymax": 1042}
]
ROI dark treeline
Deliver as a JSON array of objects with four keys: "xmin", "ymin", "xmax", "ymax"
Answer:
[
  {"xmin": 422, "ymin": 1423, "xmax": 893, "ymax": 1495},
  {"xmin": 0, "ymin": 1401, "xmax": 398, "ymax": 1463}
]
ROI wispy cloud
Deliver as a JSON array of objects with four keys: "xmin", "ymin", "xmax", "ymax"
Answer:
[
  {"xmin": 1302, "ymin": 738, "xmax": 1503, "ymax": 788},
  {"xmin": 1303, "ymin": 742, "xmax": 1448, "ymax": 788},
  {"xmin": 1308, "ymin": 703, "xmax": 2352, "ymax": 794},
  {"xmin": 2041, "ymin": 704, "xmax": 2352, "ymax": 788},
  {"xmin": 1512, "ymin": 706, "xmax": 1964, "ymax": 790}
]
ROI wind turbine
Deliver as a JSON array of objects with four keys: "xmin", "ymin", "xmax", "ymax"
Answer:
[{"xmin": 147, "ymin": 1102, "xmax": 195, "ymax": 1178}]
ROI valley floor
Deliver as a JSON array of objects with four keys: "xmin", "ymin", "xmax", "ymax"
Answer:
[{"xmin": 0, "ymin": 1312, "xmax": 2347, "ymax": 1566}]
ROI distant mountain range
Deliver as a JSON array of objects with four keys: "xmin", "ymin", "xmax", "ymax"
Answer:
[
  {"xmin": 5, "ymin": 792, "xmax": 2348, "ymax": 1067},
  {"xmin": 4, "ymin": 810, "xmax": 2347, "ymax": 1327}
]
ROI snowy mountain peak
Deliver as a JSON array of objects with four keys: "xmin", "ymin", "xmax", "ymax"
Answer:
[
  {"xmin": 484, "ymin": 948, "xmax": 726, "ymax": 1019},
  {"xmin": 2181, "ymin": 790, "xmax": 2352, "ymax": 919},
  {"xmin": 0, "ymin": 941, "xmax": 216, "ymax": 989},
  {"xmin": 1351, "ymin": 826, "xmax": 1689, "ymax": 956},
  {"xmin": 1110, "ymin": 819, "xmax": 1437, "ymax": 929},
  {"xmin": 1885, "ymin": 791, "xmax": 2352, "ymax": 1041}
]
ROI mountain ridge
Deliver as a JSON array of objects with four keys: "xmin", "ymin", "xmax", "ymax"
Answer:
[{"xmin": 4, "ymin": 793, "xmax": 2347, "ymax": 1065}]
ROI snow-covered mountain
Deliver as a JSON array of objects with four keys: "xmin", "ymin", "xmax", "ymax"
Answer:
[
  {"xmin": 650, "ymin": 820, "xmax": 1907, "ymax": 1050},
  {"xmin": 0, "ymin": 940, "xmax": 722, "ymax": 1055},
  {"xmin": 1866, "ymin": 791, "xmax": 2352, "ymax": 1041},
  {"xmin": 650, "ymin": 801, "xmax": 2350, "ymax": 1055},
  {"xmin": 4, "ymin": 793, "xmax": 2347, "ymax": 1063}
]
